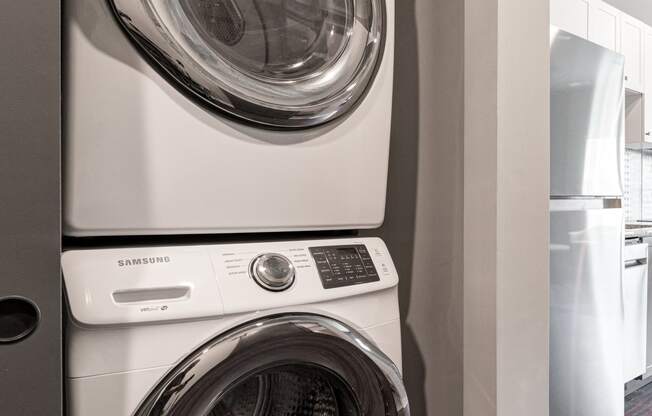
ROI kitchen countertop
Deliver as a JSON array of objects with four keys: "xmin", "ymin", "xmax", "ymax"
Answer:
[{"xmin": 625, "ymin": 222, "xmax": 652, "ymax": 239}]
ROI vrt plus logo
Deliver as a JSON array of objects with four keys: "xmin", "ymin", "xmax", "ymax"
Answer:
[{"xmin": 140, "ymin": 305, "xmax": 169, "ymax": 313}]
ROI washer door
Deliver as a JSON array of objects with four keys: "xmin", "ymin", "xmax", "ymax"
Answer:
[
  {"xmin": 134, "ymin": 314, "xmax": 409, "ymax": 415},
  {"xmin": 109, "ymin": 0, "xmax": 386, "ymax": 128}
]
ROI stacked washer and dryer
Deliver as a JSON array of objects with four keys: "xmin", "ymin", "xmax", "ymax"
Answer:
[{"xmin": 62, "ymin": 0, "xmax": 407, "ymax": 414}]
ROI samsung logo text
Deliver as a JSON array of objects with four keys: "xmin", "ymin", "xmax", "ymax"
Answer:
[{"xmin": 117, "ymin": 256, "xmax": 171, "ymax": 267}]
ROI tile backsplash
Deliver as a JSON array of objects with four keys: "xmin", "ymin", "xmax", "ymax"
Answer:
[
  {"xmin": 643, "ymin": 152, "xmax": 652, "ymax": 220},
  {"xmin": 625, "ymin": 149, "xmax": 642, "ymax": 222},
  {"xmin": 623, "ymin": 148, "xmax": 652, "ymax": 222}
]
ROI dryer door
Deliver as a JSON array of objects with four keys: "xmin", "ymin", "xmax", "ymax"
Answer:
[
  {"xmin": 108, "ymin": 0, "xmax": 386, "ymax": 129},
  {"xmin": 134, "ymin": 314, "xmax": 409, "ymax": 415}
]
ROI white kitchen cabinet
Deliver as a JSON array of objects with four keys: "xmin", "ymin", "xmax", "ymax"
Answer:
[
  {"xmin": 644, "ymin": 28, "xmax": 652, "ymax": 140},
  {"xmin": 621, "ymin": 14, "xmax": 646, "ymax": 92},
  {"xmin": 623, "ymin": 243, "xmax": 649, "ymax": 383},
  {"xmin": 588, "ymin": 1, "xmax": 620, "ymax": 52},
  {"xmin": 625, "ymin": 20, "xmax": 652, "ymax": 147},
  {"xmin": 641, "ymin": 238, "xmax": 652, "ymax": 380},
  {"xmin": 551, "ymin": 0, "xmax": 619, "ymax": 50},
  {"xmin": 551, "ymin": 0, "xmax": 590, "ymax": 39}
]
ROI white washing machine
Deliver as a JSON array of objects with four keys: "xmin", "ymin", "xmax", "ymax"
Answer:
[
  {"xmin": 64, "ymin": 0, "xmax": 395, "ymax": 237},
  {"xmin": 62, "ymin": 237, "xmax": 409, "ymax": 415}
]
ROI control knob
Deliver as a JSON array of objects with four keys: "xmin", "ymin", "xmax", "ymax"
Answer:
[{"xmin": 249, "ymin": 253, "xmax": 296, "ymax": 291}]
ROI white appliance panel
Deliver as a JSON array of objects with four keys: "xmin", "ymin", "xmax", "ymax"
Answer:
[{"xmin": 64, "ymin": 0, "xmax": 395, "ymax": 236}]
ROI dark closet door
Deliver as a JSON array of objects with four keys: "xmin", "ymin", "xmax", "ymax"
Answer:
[{"xmin": 0, "ymin": 1, "xmax": 62, "ymax": 415}]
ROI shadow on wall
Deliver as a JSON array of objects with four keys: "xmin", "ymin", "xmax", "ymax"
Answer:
[
  {"xmin": 362, "ymin": 0, "xmax": 465, "ymax": 414},
  {"xmin": 364, "ymin": 0, "xmax": 425, "ymax": 412}
]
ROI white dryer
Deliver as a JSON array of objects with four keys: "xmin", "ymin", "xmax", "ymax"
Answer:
[
  {"xmin": 64, "ymin": 0, "xmax": 395, "ymax": 236},
  {"xmin": 62, "ymin": 237, "xmax": 409, "ymax": 415}
]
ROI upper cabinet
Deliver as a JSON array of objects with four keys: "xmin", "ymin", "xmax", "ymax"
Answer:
[
  {"xmin": 551, "ymin": 0, "xmax": 619, "ymax": 51},
  {"xmin": 589, "ymin": 1, "xmax": 620, "ymax": 52},
  {"xmin": 644, "ymin": 28, "xmax": 652, "ymax": 140},
  {"xmin": 551, "ymin": 0, "xmax": 590, "ymax": 39},
  {"xmin": 621, "ymin": 14, "xmax": 646, "ymax": 92}
]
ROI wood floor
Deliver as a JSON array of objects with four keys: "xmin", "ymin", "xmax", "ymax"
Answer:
[{"xmin": 627, "ymin": 382, "xmax": 652, "ymax": 416}]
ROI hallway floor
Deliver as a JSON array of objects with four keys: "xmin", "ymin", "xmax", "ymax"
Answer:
[{"xmin": 627, "ymin": 382, "xmax": 652, "ymax": 416}]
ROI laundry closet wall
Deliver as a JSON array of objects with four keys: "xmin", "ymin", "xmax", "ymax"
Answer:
[
  {"xmin": 362, "ymin": 0, "xmax": 465, "ymax": 414},
  {"xmin": 0, "ymin": 2, "xmax": 62, "ymax": 415}
]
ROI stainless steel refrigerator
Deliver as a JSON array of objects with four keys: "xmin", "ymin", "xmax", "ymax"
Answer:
[{"xmin": 550, "ymin": 28, "xmax": 625, "ymax": 416}]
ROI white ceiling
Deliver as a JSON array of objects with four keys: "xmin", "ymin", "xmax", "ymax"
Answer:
[{"xmin": 604, "ymin": 0, "xmax": 652, "ymax": 26}]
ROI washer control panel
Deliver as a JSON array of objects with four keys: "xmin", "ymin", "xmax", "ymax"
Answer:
[
  {"xmin": 309, "ymin": 245, "xmax": 380, "ymax": 289},
  {"xmin": 62, "ymin": 237, "xmax": 398, "ymax": 324}
]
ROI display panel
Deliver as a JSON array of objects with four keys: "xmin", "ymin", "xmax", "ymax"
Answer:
[{"xmin": 309, "ymin": 245, "xmax": 380, "ymax": 289}]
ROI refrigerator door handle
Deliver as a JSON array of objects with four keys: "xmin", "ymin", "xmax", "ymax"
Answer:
[
  {"xmin": 625, "ymin": 259, "xmax": 647, "ymax": 269},
  {"xmin": 550, "ymin": 198, "xmax": 622, "ymax": 211}
]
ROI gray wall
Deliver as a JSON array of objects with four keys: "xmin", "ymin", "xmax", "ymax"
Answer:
[
  {"xmin": 363, "ymin": 0, "xmax": 465, "ymax": 414},
  {"xmin": 0, "ymin": 2, "xmax": 62, "ymax": 415},
  {"xmin": 605, "ymin": 0, "xmax": 652, "ymax": 25}
]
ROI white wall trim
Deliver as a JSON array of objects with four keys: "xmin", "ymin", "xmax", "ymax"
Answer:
[{"xmin": 465, "ymin": 0, "xmax": 550, "ymax": 414}]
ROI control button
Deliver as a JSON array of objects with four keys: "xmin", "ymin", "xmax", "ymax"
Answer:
[{"xmin": 250, "ymin": 253, "xmax": 295, "ymax": 292}]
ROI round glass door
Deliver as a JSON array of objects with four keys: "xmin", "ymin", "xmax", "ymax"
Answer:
[
  {"xmin": 109, "ymin": 0, "xmax": 386, "ymax": 128},
  {"xmin": 212, "ymin": 364, "xmax": 359, "ymax": 415},
  {"xmin": 134, "ymin": 315, "xmax": 410, "ymax": 415}
]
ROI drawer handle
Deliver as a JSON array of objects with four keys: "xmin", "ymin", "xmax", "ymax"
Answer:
[
  {"xmin": 625, "ymin": 259, "xmax": 648, "ymax": 269},
  {"xmin": 113, "ymin": 286, "xmax": 191, "ymax": 304}
]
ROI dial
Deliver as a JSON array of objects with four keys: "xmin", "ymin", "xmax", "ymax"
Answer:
[{"xmin": 249, "ymin": 253, "xmax": 296, "ymax": 292}]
